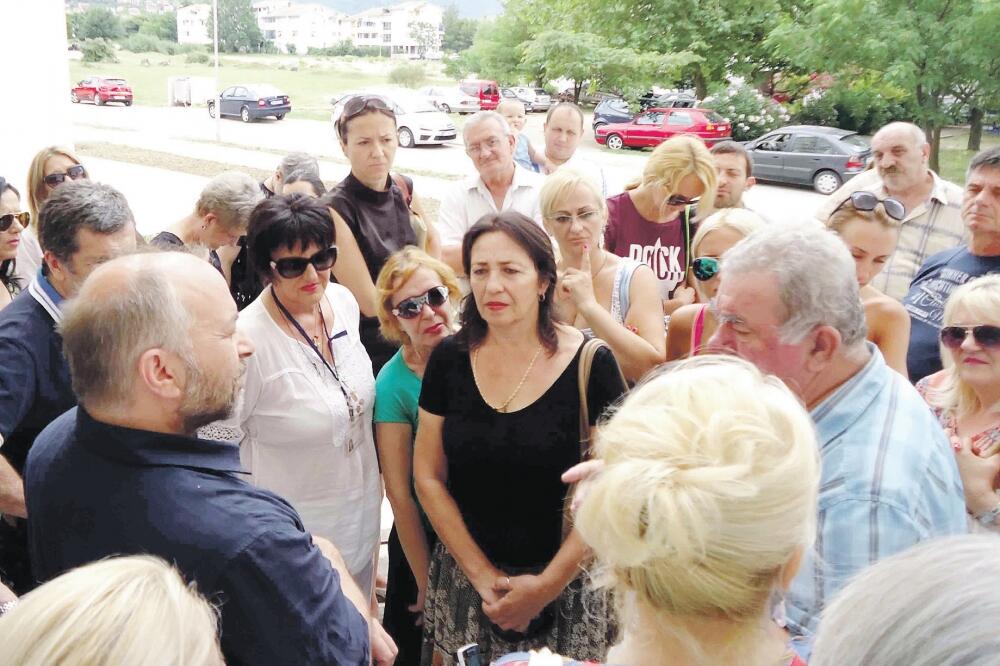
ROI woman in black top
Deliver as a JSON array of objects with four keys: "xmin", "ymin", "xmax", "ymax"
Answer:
[
  {"xmin": 413, "ymin": 212, "xmax": 625, "ymax": 664},
  {"xmin": 325, "ymin": 95, "xmax": 440, "ymax": 373},
  {"xmin": 0, "ymin": 178, "xmax": 25, "ymax": 310}
]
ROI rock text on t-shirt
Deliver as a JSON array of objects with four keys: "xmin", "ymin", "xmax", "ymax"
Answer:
[{"xmin": 627, "ymin": 238, "xmax": 685, "ymax": 300}]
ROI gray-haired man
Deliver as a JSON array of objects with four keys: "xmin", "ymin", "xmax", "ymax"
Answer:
[{"xmin": 0, "ymin": 180, "xmax": 136, "ymax": 593}]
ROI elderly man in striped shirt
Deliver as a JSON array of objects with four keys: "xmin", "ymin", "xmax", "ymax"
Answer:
[{"xmin": 708, "ymin": 223, "xmax": 967, "ymax": 660}]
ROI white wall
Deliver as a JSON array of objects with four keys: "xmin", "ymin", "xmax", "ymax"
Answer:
[{"xmin": 0, "ymin": 0, "xmax": 74, "ymax": 196}]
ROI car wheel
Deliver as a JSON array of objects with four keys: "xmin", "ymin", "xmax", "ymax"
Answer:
[
  {"xmin": 71, "ymin": 91, "xmax": 79, "ymax": 103},
  {"xmin": 593, "ymin": 121, "xmax": 606, "ymax": 133},
  {"xmin": 398, "ymin": 127, "xmax": 414, "ymax": 148},
  {"xmin": 208, "ymin": 102, "xmax": 216, "ymax": 118},
  {"xmin": 812, "ymin": 170, "xmax": 842, "ymax": 195},
  {"xmin": 606, "ymin": 134, "xmax": 625, "ymax": 150},
  {"xmin": 124, "ymin": 100, "xmax": 132, "ymax": 107},
  {"xmin": 95, "ymin": 94, "xmax": 104, "ymax": 106},
  {"xmin": 439, "ymin": 103, "xmax": 451, "ymax": 114},
  {"xmin": 240, "ymin": 105, "xmax": 252, "ymax": 123},
  {"xmin": 275, "ymin": 113, "xmax": 285, "ymax": 120}
]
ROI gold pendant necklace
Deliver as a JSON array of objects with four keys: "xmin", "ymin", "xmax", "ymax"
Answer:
[{"xmin": 473, "ymin": 345, "xmax": 543, "ymax": 413}]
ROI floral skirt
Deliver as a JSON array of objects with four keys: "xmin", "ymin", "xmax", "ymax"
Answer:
[{"xmin": 419, "ymin": 542, "xmax": 616, "ymax": 665}]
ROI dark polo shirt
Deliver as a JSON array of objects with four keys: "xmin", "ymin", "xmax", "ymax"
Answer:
[{"xmin": 25, "ymin": 407, "xmax": 370, "ymax": 666}]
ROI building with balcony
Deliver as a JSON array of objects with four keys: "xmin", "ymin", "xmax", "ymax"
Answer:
[
  {"xmin": 252, "ymin": 1, "xmax": 351, "ymax": 54},
  {"xmin": 176, "ymin": 3, "xmax": 211, "ymax": 46}
]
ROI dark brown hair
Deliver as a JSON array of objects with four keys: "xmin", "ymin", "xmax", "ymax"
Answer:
[
  {"xmin": 247, "ymin": 193, "xmax": 335, "ymax": 283},
  {"xmin": 710, "ymin": 140, "xmax": 753, "ymax": 178}
]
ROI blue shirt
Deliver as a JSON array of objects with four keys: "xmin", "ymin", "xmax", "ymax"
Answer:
[
  {"xmin": 26, "ymin": 407, "xmax": 371, "ymax": 666},
  {"xmin": 513, "ymin": 133, "xmax": 539, "ymax": 172},
  {"xmin": 903, "ymin": 246, "xmax": 1000, "ymax": 382},
  {"xmin": 786, "ymin": 345, "xmax": 967, "ymax": 659}
]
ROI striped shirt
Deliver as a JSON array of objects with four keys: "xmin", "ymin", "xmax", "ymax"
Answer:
[
  {"xmin": 786, "ymin": 344, "xmax": 967, "ymax": 659},
  {"xmin": 814, "ymin": 170, "xmax": 965, "ymax": 300}
]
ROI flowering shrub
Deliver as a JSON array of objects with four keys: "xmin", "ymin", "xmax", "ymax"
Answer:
[{"xmin": 703, "ymin": 82, "xmax": 790, "ymax": 142}]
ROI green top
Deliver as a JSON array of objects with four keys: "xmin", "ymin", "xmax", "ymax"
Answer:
[{"xmin": 374, "ymin": 349, "xmax": 421, "ymax": 430}]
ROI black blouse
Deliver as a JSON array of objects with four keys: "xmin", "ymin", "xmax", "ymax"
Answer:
[{"xmin": 419, "ymin": 336, "xmax": 626, "ymax": 568}]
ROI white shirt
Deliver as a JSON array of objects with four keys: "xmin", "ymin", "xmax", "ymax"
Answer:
[
  {"xmin": 222, "ymin": 283, "xmax": 381, "ymax": 593},
  {"xmin": 437, "ymin": 164, "xmax": 545, "ymax": 246}
]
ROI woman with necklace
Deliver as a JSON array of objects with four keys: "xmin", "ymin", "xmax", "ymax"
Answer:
[
  {"xmin": 373, "ymin": 247, "xmax": 461, "ymax": 665},
  {"xmin": 219, "ymin": 194, "xmax": 382, "ymax": 598},
  {"xmin": 542, "ymin": 169, "xmax": 665, "ymax": 383},
  {"xmin": 413, "ymin": 212, "xmax": 627, "ymax": 664}
]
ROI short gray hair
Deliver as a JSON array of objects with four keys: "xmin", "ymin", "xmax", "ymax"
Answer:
[
  {"xmin": 278, "ymin": 152, "xmax": 319, "ymax": 179},
  {"xmin": 723, "ymin": 222, "xmax": 867, "ymax": 348},
  {"xmin": 876, "ymin": 121, "xmax": 927, "ymax": 149},
  {"xmin": 968, "ymin": 146, "xmax": 1000, "ymax": 180},
  {"xmin": 60, "ymin": 251, "xmax": 194, "ymax": 408},
  {"xmin": 462, "ymin": 111, "xmax": 511, "ymax": 142},
  {"xmin": 811, "ymin": 534, "xmax": 1000, "ymax": 666},
  {"xmin": 38, "ymin": 181, "xmax": 134, "ymax": 262},
  {"xmin": 195, "ymin": 171, "xmax": 262, "ymax": 233}
]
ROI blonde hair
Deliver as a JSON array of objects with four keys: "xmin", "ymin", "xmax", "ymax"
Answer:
[
  {"xmin": 690, "ymin": 208, "xmax": 766, "ymax": 258},
  {"xmin": 625, "ymin": 135, "xmax": 718, "ymax": 215},
  {"xmin": 575, "ymin": 355, "xmax": 819, "ymax": 624},
  {"xmin": 26, "ymin": 146, "xmax": 85, "ymax": 223},
  {"xmin": 539, "ymin": 168, "xmax": 607, "ymax": 221},
  {"xmin": 925, "ymin": 274, "xmax": 1000, "ymax": 419},
  {"xmin": 0, "ymin": 555, "xmax": 222, "ymax": 666},
  {"xmin": 826, "ymin": 199, "xmax": 901, "ymax": 235},
  {"xmin": 375, "ymin": 246, "xmax": 461, "ymax": 345}
]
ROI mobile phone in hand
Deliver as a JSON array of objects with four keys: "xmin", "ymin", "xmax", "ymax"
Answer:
[{"xmin": 456, "ymin": 643, "xmax": 483, "ymax": 666}]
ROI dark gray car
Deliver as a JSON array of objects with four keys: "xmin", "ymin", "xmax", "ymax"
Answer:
[{"xmin": 744, "ymin": 125, "xmax": 871, "ymax": 194}]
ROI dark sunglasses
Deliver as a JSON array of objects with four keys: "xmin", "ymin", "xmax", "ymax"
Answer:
[
  {"xmin": 270, "ymin": 246, "xmax": 338, "ymax": 279},
  {"xmin": 43, "ymin": 164, "xmax": 87, "ymax": 187},
  {"xmin": 691, "ymin": 257, "xmax": 720, "ymax": 281},
  {"xmin": 392, "ymin": 286, "xmax": 449, "ymax": 319},
  {"xmin": 0, "ymin": 211, "xmax": 29, "ymax": 232},
  {"xmin": 835, "ymin": 191, "xmax": 905, "ymax": 221},
  {"xmin": 667, "ymin": 194, "xmax": 700, "ymax": 207},
  {"xmin": 940, "ymin": 325, "xmax": 1000, "ymax": 349}
]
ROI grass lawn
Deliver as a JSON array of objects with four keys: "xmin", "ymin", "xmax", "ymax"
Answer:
[
  {"xmin": 69, "ymin": 51, "xmax": 453, "ymax": 121},
  {"xmin": 938, "ymin": 126, "xmax": 1000, "ymax": 184}
]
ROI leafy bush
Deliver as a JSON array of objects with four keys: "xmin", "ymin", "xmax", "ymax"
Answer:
[
  {"xmin": 119, "ymin": 33, "xmax": 179, "ymax": 54},
  {"xmin": 81, "ymin": 38, "xmax": 117, "ymax": 63},
  {"xmin": 307, "ymin": 42, "xmax": 387, "ymax": 58},
  {"xmin": 791, "ymin": 79, "xmax": 916, "ymax": 134},
  {"xmin": 388, "ymin": 62, "xmax": 427, "ymax": 88},
  {"xmin": 793, "ymin": 91, "xmax": 839, "ymax": 127},
  {"xmin": 703, "ymin": 82, "xmax": 790, "ymax": 142},
  {"xmin": 185, "ymin": 51, "xmax": 210, "ymax": 64}
]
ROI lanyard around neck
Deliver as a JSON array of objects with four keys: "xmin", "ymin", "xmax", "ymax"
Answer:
[{"xmin": 270, "ymin": 286, "xmax": 340, "ymax": 383}]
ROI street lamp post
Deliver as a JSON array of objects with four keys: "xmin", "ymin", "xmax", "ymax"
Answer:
[{"xmin": 213, "ymin": 0, "xmax": 221, "ymax": 142}]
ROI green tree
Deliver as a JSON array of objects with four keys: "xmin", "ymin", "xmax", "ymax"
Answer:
[
  {"xmin": 206, "ymin": 0, "xmax": 265, "ymax": 53},
  {"xmin": 138, "ymin": 12, "xmax": 178, "ymax": 41},
  {"xmin": 409, "ymin": 21, "xmax": 438, "ymax": 57},
  {"xmin": 81, "ymin": 38, "xmax": 118, "ymax": 63},
  {"xmin": 75, "ymin": 7, "xmax": 122, "ymax": 41},
  {"xmin": 441, "ymin": 4, "xmax": 476, "ymax": 53},
  {"xmin": 389, "ymin": 62, "xmax": 427, "ymax": 88}
]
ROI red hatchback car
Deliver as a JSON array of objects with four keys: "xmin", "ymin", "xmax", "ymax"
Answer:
[
  {"xmin": 71, "ymin": 76, "xmax": 133, "ymax": 107},
  {"xmin": 595, "ymin": 107, "xmax": 731, "ymax": 149}
]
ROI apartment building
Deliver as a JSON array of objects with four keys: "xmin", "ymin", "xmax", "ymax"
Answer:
[
  {"xmin": 176, "ymin": 3, "xmax": 211, "ymax": 46},
  {"xmin": 252, "ymin": 1, "xmax": 352, "ymax": 54},
  {"xmin": 351, "ymin": 1, "xmax": 443, "ymax": 57}
]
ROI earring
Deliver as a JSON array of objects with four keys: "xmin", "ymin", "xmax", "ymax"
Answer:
[{"xmin": 539, "ymin": 293, "xmax": 546, "ymax": 302}]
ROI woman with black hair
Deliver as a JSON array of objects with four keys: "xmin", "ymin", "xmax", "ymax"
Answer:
[
  {"xmin": 0, "ymin": 178, "xmax": 27, "ymax": 310},
  {"xmin": 413, "ymin": 211, "xmax": 626, "ymax": 664},
  {"xmin": 220, "ymin": 193, "xmax": 381, "ymax": 599}
]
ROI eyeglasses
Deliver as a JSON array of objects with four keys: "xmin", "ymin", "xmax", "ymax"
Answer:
[
  {"xmin": 835, "ymin": 191, "xmax": 905, "ymax": 221},
  {"xmin": 691, "ymin": 257, "xmax": 720, "ymax": 281},
  {"xmin": 392, "ymin": 285, "xmax": 449, "ymax": 319},
  {"xmin": 940, "ymin": 325, "xmax": 1000, "ymax": 350},
  {"xmin": 270, "ymin": 246, "xmax": 338, "ymax": 279},
  {"xmin": 465, "ymin": 136, "xmax": 504, "ymax": 157},
  {"xmin": 549, "ymin": 210, "xmax": 601, "ymax": 226},
  {"xmin": 0, "ymin": 211, "xmax": 29, "ymax": 232},
  {"xmin": 667, "ymin": 194, "xmax": 700, "ymax": 207},
  {"xmin": 337, "ymin": 95, "xmax": 394, "ymax": 139},
  {"xmin": 42, "ymin": 164, "xmax": 87, "ymax": 187}
]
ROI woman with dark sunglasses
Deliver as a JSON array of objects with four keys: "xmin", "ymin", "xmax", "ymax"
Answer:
[
  {"xmin": 17, "ymin": 147, "xmax": 88, "ymax": 282},
  {"xmin": 372, "ymin": 247, "xmax": 461, "ymax": 665},
  {"xmin": 603, "ymin": 135, "xmax": 717, "ymax": 318},
  {"xmin": 211, "ymin": 193, "xmax": 382, "ymax": 599},
  {"xmin": 666, "ymin": 208, "xmax": 765, "ymax": 361},
  {"xmin": 826, "ymin": 193, "xmax": 911, "ymax": 375},
  {"xmin": 918, "ymin": 275, "xmax": 1000, "ymax": 531},
  {"xmin": 0, "ymin": 179, "xmax": 26, "ymax": 310},
  {"xmin": 323, "ymin": 94, "xmax": 440, "ymax": 376}
]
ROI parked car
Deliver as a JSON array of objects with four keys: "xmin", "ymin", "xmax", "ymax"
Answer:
[
  {"xmin": 592, "ymin": 98, "xmax": 633, "ymax": 132},
  {"xmin": 416, "ymin": 86, "xmax": 480, "ymax": 114},
  {"xmin": 639, "ymin": 92, "xmax": 697, "ymax": 110},
  {"xmin": 595, "ymin": 107, "xmax": 732, "ymax": 150},
  {"xmin": 513, "ymin": 87, "xmax": 551, "ymax": 112},
  {"xmin": 557, "ymin": 88, "xmax": 619, "ymax": 106},
  {"xmin": 71, "ymin": 76, "xmax": 133, "ymax": 106},
  {"xmin": 743, "ymin": 125, "xmax": 872, "ymax": 194},
  {"xmin": 500, "ymin": 87, "xmax": 536, "ymax": 111},
  {"xmin": 208, "ymin": 84, "xmax": 290, "ymax": 122},
  {"xmin": 459, "ymin": 79, "xmax": 500, "ymax": 111},
  {"xmin": 330, "ymin": 91, "xmax": 456, "ymax": 148}
]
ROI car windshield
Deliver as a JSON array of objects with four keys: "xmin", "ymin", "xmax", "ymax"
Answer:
[
  {"xmin": 534, "ymin": 89, "xmax": 547, "ymax": 95},
  {"xmin": 705, "ymin": 111, "xmax": 727, "ymax": 122},
  {"xmin": 840, "ymin": 134, "xmax": 870, "ymax": 150},
  {"xmin": 105, "ymin": 79, "xmax": 127, "ymax": 86},
  {"xmin": 398, "ymin": 97, "xmax": 438, "ymax": 113},
  {"xmin": 252, "ymin": 85, "xmax": 284, "ymax": 98}
]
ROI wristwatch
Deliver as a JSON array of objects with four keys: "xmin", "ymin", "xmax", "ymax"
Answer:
[{"xmin": 974, "ymin": 493, "xmax": 1000, "ymax": 527}]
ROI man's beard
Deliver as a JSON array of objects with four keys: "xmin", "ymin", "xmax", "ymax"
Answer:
[{"xmin": 178, "ymin": 356, "xmax": 245, "ymax": 435}]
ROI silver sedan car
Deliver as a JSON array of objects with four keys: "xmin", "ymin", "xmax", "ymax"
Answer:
[{"xmin": 744, "ymin": 125, "xmax": 872, "ymax": 194}]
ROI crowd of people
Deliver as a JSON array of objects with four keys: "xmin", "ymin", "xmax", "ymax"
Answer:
[{"xmin": 0, "ymin": 96, "xmax": 998, "ymax": 666}]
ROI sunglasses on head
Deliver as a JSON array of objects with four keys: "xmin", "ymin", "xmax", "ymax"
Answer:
[
  {"xmin": 835, "ymin": 191, "xmax": 906, "ymax": 221},
  {"xmin": 691, "ymin": 257, "xmax": 720, "ymax": 281},
  {"xmin": 0, "ymin": 211, "xmax": 29, "ymax": 232},
  {"xmin": 43, "ymin": 164, "xmax": 87, "ymax": 187},
  {"xmin": 392, "ymin": 286, "xmax": 449, "ymax": 319},
  {"xmin": 338, "ymin": 95, "xmax": 394, "ymax": 137},
  {"xmin": 940, "ymin": 325, "xmax": 1000, "ymax": 350},
  {"xmin": 667, "ymin": 194, "xmax": 700, "ymax": 207},
  {"xmin": 270, "ymin": 245, "xmax": 338, "ymax": 279}
]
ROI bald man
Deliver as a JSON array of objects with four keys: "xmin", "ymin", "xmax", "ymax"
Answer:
[
  {"xmin": 544, "ymin": 102, "xmax": 608, "ymax": 197},
  {"xmin": 814, "ymin": 121, "xmax": 965, "ymax": 300},
  {"xmin": 25, "ymin": 252, "xmax": 396, "ymax": 665}
]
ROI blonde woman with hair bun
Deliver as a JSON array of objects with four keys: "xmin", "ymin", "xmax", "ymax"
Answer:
[
  {"xmin": 574, "ymin": 355, "xmax": 819, "ymax": 666},
  {"xmin": 0, "ymin": 555, "xmax": 222, "ymax": 666},
  {"xmin": 666, "ymin": 208, "xmax": 766, "ymax": 360}
]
